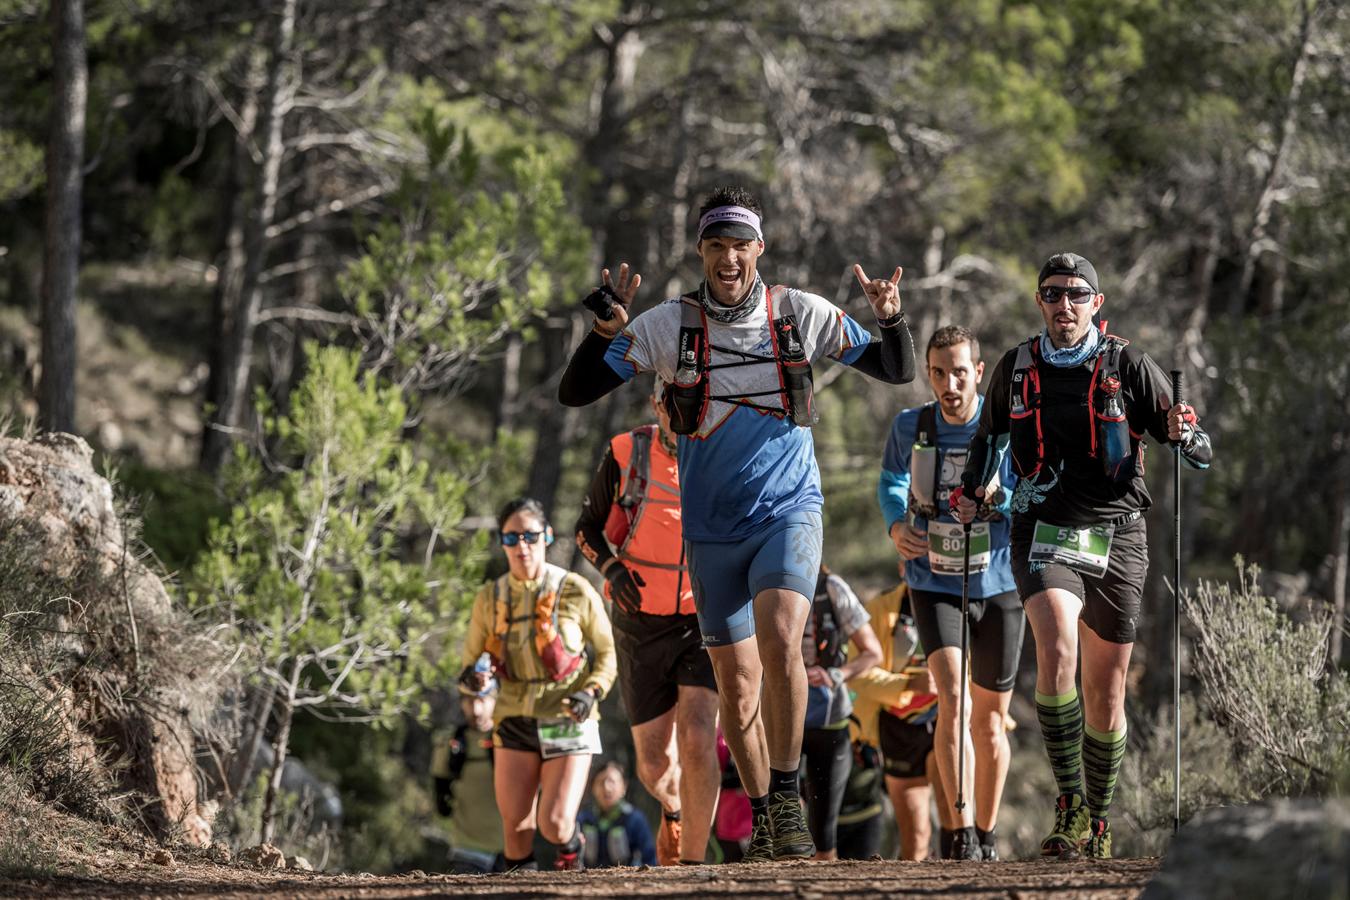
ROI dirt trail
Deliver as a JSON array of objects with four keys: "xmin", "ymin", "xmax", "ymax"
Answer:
[{"xmin": 0, "ymin": 857, "xmax": 1159, "ymax": 899}]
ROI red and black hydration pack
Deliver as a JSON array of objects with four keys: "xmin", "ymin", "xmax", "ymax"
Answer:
[
  {"xmin": 662, "ymin": 285, "xmax": 818, "ymax": 435},
  {"xmin": 1008, "ymin": 324, "xmax": 1140, "ymax": 484}
]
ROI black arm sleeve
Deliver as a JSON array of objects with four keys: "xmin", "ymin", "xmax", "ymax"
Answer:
[
  {"xmin": 846, "ymin": 319, "xmax": 917, "ymax": 384},
  {"xmin": 1133, "ymin": 352, "xmax": 1213, "ymax": 470},
  {"xmin": 575, "ymin": 448, "xmax": 621, "ymax": 573},
  {"xmin": 558, "ymin": 330, "xmax": 626, "ymax": 407},
  {"xmin": 962, "ymin": 351, "xmax": 1015, "ymax": 488}
]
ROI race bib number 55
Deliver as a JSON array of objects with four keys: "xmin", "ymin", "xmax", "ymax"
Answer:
[{"xmin": 1028, "ymin": 522, "xmax": 1114, "ymax": 577}]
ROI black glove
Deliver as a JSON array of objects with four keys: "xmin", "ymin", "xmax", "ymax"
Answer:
[
  {"xmin": 562, "ymin": 688, "xmax": 598, "ymax": 723},
  {"xmin": 605, "ymin": 562, "xmax": 646, "ymax": 616}
]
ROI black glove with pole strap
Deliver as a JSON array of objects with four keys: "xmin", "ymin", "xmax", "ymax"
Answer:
[
  {"xmin": 602, "ymin": 559, "xmax": 646, "ymax": 616},
  {"xmin": 562, "ymin": 687, "xmax": 600, "ymax": 723}
]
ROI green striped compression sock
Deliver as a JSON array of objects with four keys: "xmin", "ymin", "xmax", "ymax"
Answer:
[
  {"xmin": 1083, "ymin": 723, "xmax": 1127, "ymax": 819},
  {"xmin": 1035, "ymin": 688, "xmax": 1084, "ymax": 798}
]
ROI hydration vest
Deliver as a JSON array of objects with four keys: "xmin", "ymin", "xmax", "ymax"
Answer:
[
  {"xmin": 601, "ymin": 425, "xmax": 692, "ymax": 615},
  {"xmin": 1008, "ymin": 328, "xmax": 1140, "ymax": 484},
  {"xmin": 908, "ymin": 402, "xmax": 1003, "ymax": 520},
  {"xmin": 483, "ymin": 565, "xmax": 584, "ymax": 683},
  {"xmin": 662, "ymin": 285, "xmax": 817, "ymax": 435},
  {"xmin": 812, "ymin": 570, "xmax": 847, "ymax": 670}
]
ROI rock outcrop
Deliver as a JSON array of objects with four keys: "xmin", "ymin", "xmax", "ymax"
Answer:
[
  {"xmin": 1145, "ymin": 799, "xmax": 1350, "ymax": 900},
  {"xmin": 0, "ymin": 433, "xmax": 221, "ymax": 846}
]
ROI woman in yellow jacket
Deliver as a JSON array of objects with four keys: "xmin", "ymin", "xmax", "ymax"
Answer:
[{"xmin": 460, "ymin": 497, "xmax": 617, "ymax": 871}]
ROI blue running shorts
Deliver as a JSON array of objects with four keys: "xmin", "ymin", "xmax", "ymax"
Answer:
[{"xmin": 687, "ymin": 510, "xmax": 823, "ymax": 646}]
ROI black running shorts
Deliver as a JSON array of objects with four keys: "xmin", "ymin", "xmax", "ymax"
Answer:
[
  {"xmin": 492, "ymin": 715, "xmax": 542, "ymax": 753},
  {"xmin": 614, "ymin": 612, "xmax": 717, "ymax": 726},
  {"xmin": 878, "ymin": 711, "xmax": 934, "ymax": 780},
  {"xmin": 1009, "ymin": 516, "xmax": 1148, "ymax": 644},
  {"xmin": 909, "ymin": 587, "xmax": 1024, "ymax": 692}
]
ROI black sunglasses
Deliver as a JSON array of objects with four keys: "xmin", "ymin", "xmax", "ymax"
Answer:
[
  {"xmin": 501, "ymin": 530, "xmax": 546, "ymax": 547},
  {"xmin": 1039, "ymin": 285, "xmax": 1096, "ymax": 305}
]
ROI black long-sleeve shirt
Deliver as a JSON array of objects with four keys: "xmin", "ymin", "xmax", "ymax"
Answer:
[{"xmin": 964, "ymin": 343, "xmax": 1212, "ymax": 528}]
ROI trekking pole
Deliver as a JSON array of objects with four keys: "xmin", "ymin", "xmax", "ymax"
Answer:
[
  {"xmin": 956, "ymin": 517, "xmax": 972, "ymax": 814},
  {"xmin": 1171, "ymin": 369, "xmax": 1184, "ymax": 834}
]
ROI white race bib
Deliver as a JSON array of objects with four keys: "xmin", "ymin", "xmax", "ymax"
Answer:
[
  {"xmin": 1028, "ymin": 521, "xmax": 1115, "ymax": 577},
  {"xmin": 927, "ymin": 520, "xmax": 991, "ymax": 575},
  {"xmin": 536, "ymin": 717, "xmax": 602, "ymax": 759}
]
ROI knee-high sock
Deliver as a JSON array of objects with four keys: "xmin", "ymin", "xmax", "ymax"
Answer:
[
  {"xmin": 1083, "ymin": 723, "xmax": 1127, "ymax": 819},
  {"xmin": 1035, "ymin": 689, "xmax": 1084, "ymax": 798}
]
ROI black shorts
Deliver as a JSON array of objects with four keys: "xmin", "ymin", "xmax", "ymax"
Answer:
[
  {"xmin": 910, "ymin": 587, "xmax": 1024, "ymax": 692},
  {"xmin": 1009, "ymin": 516, "xmax": 1148, "ymax": 645},
  {"xmin": 614, "ymin": 612, "xmax": 717, "ymax": 726},
  {"xmin": 492, "ymin": 715, "xmax": 542, "ymax": 753},
  {"xmin": 878, "ymin": 712, "xmax": 933, "ymax": 780}
]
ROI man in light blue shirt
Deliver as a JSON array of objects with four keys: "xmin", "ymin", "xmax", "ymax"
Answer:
[{"xmin": 878, "ymin": 325, "xmax": 1023, "ymax": 861}]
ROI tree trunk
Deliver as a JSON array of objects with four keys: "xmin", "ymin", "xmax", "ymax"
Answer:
[
  {"xmin": 227, "ymin": 685, "xmax": 275, "ymax": 800},
  {"xmin": 203, "ymin": 0, "xmax": 296, "ymax": 471},
  {"xmin": 39, "ymin": 0, "xmax": 86, "ymax": 435},
  {"xmin": 1330, "ymin": 460, "xmax": 1348, "ymax": 667},
  {"xmin": 1231, "ymin": 0, "xmax": 1319, "ymax": 315},
  {"xmin": 201, "ymin": 51, "xmax": 262, "ymax": 467},
  {"xmin": 528, "ymin": 8, "xmax": 645, "ymax": 518},
  {"xmin": 259, "ymin": 666, "xmax": 299, "ymax": 845},
  {"xmin": 495, "ymin": 332, "xmax": 523, "ymax": 433}
]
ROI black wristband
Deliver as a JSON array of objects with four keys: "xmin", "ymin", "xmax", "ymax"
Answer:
[{"xmin": 876, "ymin": 309, "xmax": 906, "ymax": 329}]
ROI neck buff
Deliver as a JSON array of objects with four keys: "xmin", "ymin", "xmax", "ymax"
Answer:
[
  {"xmin": 700, "ymin": 274, "xmax": 764, "ymax": 324},
  {"xmin": 697, "ymin": 205, "xmax": 763, "ymax": 242},
  {"xmin": 1039, "ymin": 325, "xmax": 1100, "ymax": 367}
]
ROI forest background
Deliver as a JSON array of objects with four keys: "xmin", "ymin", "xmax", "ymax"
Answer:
[{"xmin": 0, "ymin": 0, "xmax": 1346, "ymax": 873}]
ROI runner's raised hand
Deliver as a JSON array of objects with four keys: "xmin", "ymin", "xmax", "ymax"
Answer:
[
  {"xmin": 853, "ymin": 264, "xmax": 904, "ymax": 320},
  {"xmin": 592, "ymin": 263, "xmax": 642, "ymax": 338}
]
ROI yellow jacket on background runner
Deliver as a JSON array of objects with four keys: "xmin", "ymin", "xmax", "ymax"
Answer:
[
  {"xmin": 462, "ymin": 563, "xmax": 617, "ymax": 721},
  {"xmin": 847, "ymin": 583, "xmax": 937, "ymax": 749}
]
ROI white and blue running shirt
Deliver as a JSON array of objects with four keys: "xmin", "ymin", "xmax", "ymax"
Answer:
[{"xmin": 604, "ymin": 287, "xmax": 872, "ymax": 543}]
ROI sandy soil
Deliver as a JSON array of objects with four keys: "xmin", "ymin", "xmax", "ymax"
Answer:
[{"xmin": 0, "ymin": 856, "xmax": 1159, "ymax": 899}]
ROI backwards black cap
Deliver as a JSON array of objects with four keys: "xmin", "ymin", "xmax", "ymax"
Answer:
[{"xmin": 1038, "ymin": 252, "xmax": 1099, "ymax": 293}]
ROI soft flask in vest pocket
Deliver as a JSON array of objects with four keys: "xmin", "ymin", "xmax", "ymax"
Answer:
[
  {"xmin": 665, "ymin": 322, "xmax": 708, "ymax": 435},
  {"xmin": 1096, "ymin": 374, "xmax": 1136, "ymax": 482},
  {"xmin": 776, "ymin": 317, "xmax": 818, "ymax": 427}
]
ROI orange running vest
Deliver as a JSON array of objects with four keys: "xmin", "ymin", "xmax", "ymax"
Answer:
[{"xmin": 602, "ymin": 425, "xmax": 692, "ymax": 615}]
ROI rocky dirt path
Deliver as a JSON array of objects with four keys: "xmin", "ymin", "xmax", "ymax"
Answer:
[{"xmin": 0, "ymin": 857, "xmax": 1159, "ymax": 898}]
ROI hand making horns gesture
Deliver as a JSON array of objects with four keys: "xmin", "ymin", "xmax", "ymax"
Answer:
[
  {"xmin": 853, "ymin": 264, "xmax": 904, "ymax": 320},
  {"xmin": 593, "ymin": 263, "xmax": 642, "ymax": 338}
]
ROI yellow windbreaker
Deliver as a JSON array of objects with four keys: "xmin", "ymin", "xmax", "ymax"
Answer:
[
  {"xmin": 462, "ymin": 563, "xmax": 616, "ymax": 722},
  {"xmin": 847, "ymin": 583, "xmax": 937, "ymax": 747}
]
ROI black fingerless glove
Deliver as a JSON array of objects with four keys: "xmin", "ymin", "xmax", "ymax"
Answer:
[
  {"xmin": 605, "ymin": 563, "xmax": 646, "ymax": 616},
  {"xmin": 562, "ymin": 688, "xmax": 598, "ymax": 722},
  {"xmin": 433, "ymin": 776, "xmax": 454, "ymax": 817}
]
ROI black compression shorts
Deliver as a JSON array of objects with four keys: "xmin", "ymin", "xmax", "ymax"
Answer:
[
  {"xmin": 1009, "ymin": 516, "xmax": 1148, "ymax": 644},
  {"xmin": 614, "ymin": 612, "xmax": 717, "ymax": 726},
  {"xmin": 909, "ymin": 588, "xmax": 1024, "ymax": 692},
  {"xmin": 877, "ymin": 711, "xmax": 933, "ymax": 779}
]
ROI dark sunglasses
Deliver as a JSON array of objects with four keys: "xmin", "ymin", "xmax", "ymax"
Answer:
[
  {"xmin": 500, "ymin": 530, "xmax": 546, "ymax": 547},
  {"xmin": 1039, "ymin": 285, "xmax": 1096, "ymax": 305}
]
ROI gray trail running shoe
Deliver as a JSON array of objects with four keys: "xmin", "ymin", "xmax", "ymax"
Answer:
[
  {"xmin": 768, "ymin": 791, "xmax": 816, "ymax": 860},
  {"xmin": 742, "ymin": 809, "xmax": 775, "ymax": 864},
  {"xmin": 1082, "ymin": 817, "xmax": 1112, "ymax": 859},
  {"xmin": 1040, "ymin": 792, "xmax": 1090, "ymax": 859}
]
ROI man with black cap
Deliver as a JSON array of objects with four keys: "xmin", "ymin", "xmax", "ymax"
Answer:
[
  {"xmin": 952, "ymin": 252, "xmax": 1211, "ymax": 859},
  {"xmin": 559, "ymin": 185, "xmax": 915, "ymax": 863}
]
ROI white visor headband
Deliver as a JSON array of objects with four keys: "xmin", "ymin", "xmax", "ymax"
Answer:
[{"xmin": 697, "ymin": 205, "xmax": 763, "ymax": 242}]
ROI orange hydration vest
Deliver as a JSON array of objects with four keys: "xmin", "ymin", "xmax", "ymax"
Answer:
[{"xmin": 602, "ymin": 425, "xmax": 692, "ymax": 616}]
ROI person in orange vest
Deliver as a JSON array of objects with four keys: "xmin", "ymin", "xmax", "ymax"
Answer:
[{"xmin": 576, "ymin": 379, "xmax": 720, "ymax": 866}]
